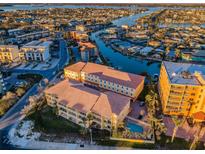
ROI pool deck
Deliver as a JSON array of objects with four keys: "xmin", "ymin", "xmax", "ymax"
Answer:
[
  {"xmin": 126, "ymin": 101, "xmax": 151, "ymax": 132},
  {"xmin": 128, "ymin": 101, "xmax": 148, "ymax": 123}
]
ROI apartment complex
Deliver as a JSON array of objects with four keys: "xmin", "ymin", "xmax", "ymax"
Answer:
[
  {"xmin": 0, "ymin": 45, "xmax": 19, "ymax": 63},
  {"xmin": 19, "ymin": 40, "xmax": 52, "ymax": 62},
  {"xmin": 70, "ymin": 31, "xmax": 89, "ymax": 42},
  {"xmin": 0, "ymin": 72, "xmax": 6, "ymax": 95},
  {"xmin": 79, "ymin": 42, "xmax": 98, "ymax": 62},
  {"xmin": 76, "ymin": 25, "xmax": 86, "ymax": 32},
  {"xmin": 159, "ymin": 61, "xmax": 205, "ymax": 121},
  {"xmin": 45, "ymin": 79, "xmax": 130, "ymax": 130},
  {"xmin": 16, "ymin": 31, "xmax": 50, "ymax": 44},
  {"xmin": 64, "ymin": 62, "xmax": 145, "ymax": 99}
]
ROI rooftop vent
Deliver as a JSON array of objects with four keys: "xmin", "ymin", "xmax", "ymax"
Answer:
[{"xmin": 181, "ymin": 71, "xmax": 192, "ymax": 79}]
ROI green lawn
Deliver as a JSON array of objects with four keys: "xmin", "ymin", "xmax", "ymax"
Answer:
[
  {"xmin": 27, "ymin": 107, "xmax": 81, "ymax": 134},
  {"xmin": 26, "ymin": 107, "xmax": 204, "ymax": 150}
]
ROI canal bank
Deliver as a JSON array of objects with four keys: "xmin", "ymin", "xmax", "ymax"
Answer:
[{"xmin": 90, "ymin": 7, "xmax": 163, "ymax": 76}]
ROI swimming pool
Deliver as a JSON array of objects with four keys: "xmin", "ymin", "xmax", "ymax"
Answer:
[{"xmin": 126, "ymin": 122, "xmax": 144, "ymax": 133}]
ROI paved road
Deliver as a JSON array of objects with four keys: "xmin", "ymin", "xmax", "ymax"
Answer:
[
  {"xmin": 10, "ymin": 140, "xmax": 135, "ymax": 150},
  {"xmin": 9, "ymin": 38, "xmax": 69, "ymax": 80},
  {"xmin": 0, "ymin": 38, "xmax": 70, "ymax": 149}
]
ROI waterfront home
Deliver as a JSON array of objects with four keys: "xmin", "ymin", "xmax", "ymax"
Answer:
[{"xmin": 139, "ymin": 47, "xmax": 153, "ymax": 56}]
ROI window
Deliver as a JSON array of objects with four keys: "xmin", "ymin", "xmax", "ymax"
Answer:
[{"xmin": 59, "ymin": 107, "xmax": 67, "ymax": 113}]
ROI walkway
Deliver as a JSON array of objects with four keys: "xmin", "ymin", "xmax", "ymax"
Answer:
[{"xmin": 20, "ymin": 141, "xmax": 134, "ymax": 150}]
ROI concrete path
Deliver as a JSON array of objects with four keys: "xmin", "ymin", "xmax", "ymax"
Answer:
[{"xmin": 15, "ymin": 140, "xmax": 135, "ymax": 150}]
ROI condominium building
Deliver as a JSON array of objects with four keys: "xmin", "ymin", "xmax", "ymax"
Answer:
[
  {"xmin": 19, "ymin": 40, "xmax": 52, "ymax": 62},
  {"xmin": 45, "ymin": 79, "xmax": 130, "ymax": 130},
  {"xmin": 158, "ymin": 61, "xmax": 205, "ymax": 121},
  {"xmin": 70, "ymin": 31, "xmax": 89, "ymax": 41},
  {"xmin": 64, "ymin": 62, "xmax": 145, "ymax": 99},
  {"xmin": 76, "ymin": 25, "xmax": 86, "ymax": 32},
  {"xmin": 79, "ymin": 42, "xmax": 98, "ymax": 62},
  {"xmin": 0, "ymin": 45, "xmax": 19, "ymax": 63},
  {"xmin": 16, "ymin": 31, "xmax": 50, "ymax": 44},
  {"xmin": 0, "ymin": 72, "xmax": 6, "ymax": 95}
]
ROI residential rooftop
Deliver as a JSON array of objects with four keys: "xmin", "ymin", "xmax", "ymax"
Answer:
[
  {"xmin": 163, "ymin": 61, "xmax": 205, "ymax": 86},
  {"xmin": 24, "ymin": 40, "xmax": 52, "ymax": 48},
  {"xmin": 45, "ymin": 79, "xmax": 130, "ymax": 118},
  {"xmin": 64, "ymin": 62, "xmax": 86, "ymax": 73},
  {"xmin": 65, "ymin": 62, "xmax": 145, "ymax": 89},
  {"xmin": 81, "ymin": 62, "xmax": 145, "ymax": 89}
]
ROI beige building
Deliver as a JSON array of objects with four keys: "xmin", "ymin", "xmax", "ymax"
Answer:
[
  {"xmin": 76, "ymin": 25, "xmax": 86, "ymax": 32},
  {"xmin": 19, "ymin": 40, "xmax": 52, "ymax": 62},
  {"xmin": 64, "ymin": 62, "xmax": 145, "ymax": 99},
  {"xmin": 0, "ymin": 45, "xmax": 19, "ymax": 63},
  {"xmin": 45, "ymin": 79, "xmax": 130, "ymax": 130}
]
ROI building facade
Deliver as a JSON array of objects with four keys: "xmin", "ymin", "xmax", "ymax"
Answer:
[
  {"xmin": 16, "ymin": 31, "xmax": 50, "ymax": 44},
  {"xmin": 0, "ymin": 45, "xmax": 19, "ymax": 63},
  {"xmin": 19, "ymin": 40, "xmax": 52, "ymax": 62},
  {"xmin": 79, "ymin": 42, "xmax": 98, "ymax": 62},
  {"xmin": 45, "ymin": 79, "xmax": 130, "ymax": 130},
  {"xmin": 70, "ymin": 31, "xmax": 89, "ymax": 42},
  {"xmin": 64, "ymin": 62, "xmax": 145, "ymax": 99},
  {"xmin": 158, "ymin": 61, "xmax": 205, "ymax": 121},
  {"xmin": 0, "ymin": 72, "xmax": 6, "ymax": 95}
]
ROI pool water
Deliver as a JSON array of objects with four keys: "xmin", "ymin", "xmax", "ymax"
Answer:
[{"xmin": 126, "ymin": 122, "xmax": 144, "ymax": 133}]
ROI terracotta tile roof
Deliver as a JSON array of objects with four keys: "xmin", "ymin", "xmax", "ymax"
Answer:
[
  {"xmin": 45, "ymin": 79, "xmax": 130, "ymax": 118},
  {"xmin": 82, "ymin": 62, "xmax": 145, "ymax": 89},
  {"xmin": 192, "ymin": 111, "xmax": 205, "ymax": 121},
  {"xmin": 91, "ymin": 91, "xmax": 130, "ymax": 119},
  {"xmin": 64, "ymin": 62, "xmax": 86, "ymax": 73},
  {"xmin": 45, "ymin": 79, "xmax": 100, "ymax": 113},
  {"xmin": 79, "ymin": 42, "xmax": 96, "ymax": 48}
]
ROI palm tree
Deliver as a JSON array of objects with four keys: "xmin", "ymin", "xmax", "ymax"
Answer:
[
  {"xmin": 190, "ymin": 121, "xmax": 204, "ymax": 150},
  {"xmin": 145, "ymin": 89, "xmax": 167, "ymax": 141},
  {"xmin": 86, "ymin": 113, "xmax": 94, "ymax": 144},
  {"xmin": 21, "ymin": 94, "xmax": 46, "ymax": 117},
  {"xmin": 175, "ymin": 48, "xmax": 181, "ymax": 59},
  {"xmin": 171, "ymin": 116, "xmax": 184, "ymax": 143}
]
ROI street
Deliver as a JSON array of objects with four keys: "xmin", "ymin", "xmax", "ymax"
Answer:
[{"xmin": 0, "ymin": 38, "xmax": 70, "ymax": 149}]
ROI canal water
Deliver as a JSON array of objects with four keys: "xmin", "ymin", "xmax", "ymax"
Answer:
[{"xmin": 91, "ymin": 7, "xmax": 162, "ymax": 76}]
